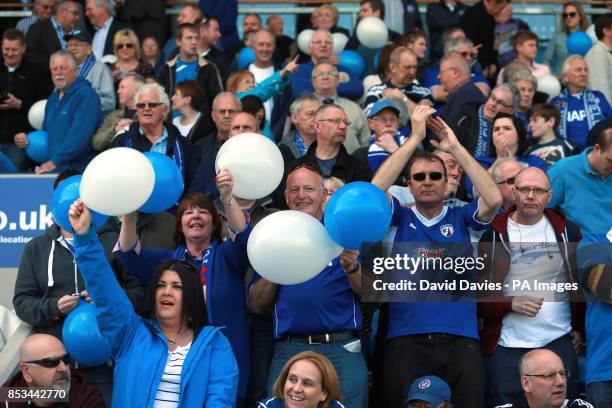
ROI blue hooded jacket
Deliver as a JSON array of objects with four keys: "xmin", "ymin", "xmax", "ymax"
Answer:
[
  {"xmin": 117, "ymin": 225, "xmax": 252, "ymax": 398},
  {"xmin": 43, "ymin": 77, "xmax": 101, "ymax": 171},
  {"xmin": 73, "ymin": 229, "xmax": 238, "ymax": 407}
]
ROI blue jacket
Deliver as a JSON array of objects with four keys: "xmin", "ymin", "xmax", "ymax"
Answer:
[
  {"xmin": 117, "ymin": 225, "xmax": 252, "ymax": 398},
  {"xmin": 73, "ymin": 230, "xmax": 238, "ymax": 407},
  {"xmin": 291, "ymin": 61, "xmax": 363, "ymax": 100},
  {"xmin": 43, "ymin": 77, "xmax": 101, "ymax": 171}
]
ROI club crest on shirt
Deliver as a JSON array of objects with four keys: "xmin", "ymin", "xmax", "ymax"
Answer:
[
  {"xmin": 418, "ymin": 379, "xmax": 431, "ymax": 389},
  {"xmin": 440, "ymin": 224, "xmax": 454, "ymax": 237}
]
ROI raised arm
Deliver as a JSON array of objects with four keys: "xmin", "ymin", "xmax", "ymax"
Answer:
[
  {"xmin": 428, "ymin": 117, "xmax": 502, "ymax": 221},
  {"xmin": 216, "ymin": 168, "xmax": 246, "ymax": 233},
  {"xmin": 371, "ymin": 105, "xmax": 435, "ymax": 194}
]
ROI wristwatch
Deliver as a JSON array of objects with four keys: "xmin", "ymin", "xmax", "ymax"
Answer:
[
  {"xmin": 345, "ymin": 262, "xmax": 361, "ymax": 275},
  {"xmin": 221, "ymin": 196, "xmax": 236, "ymax": 206}
]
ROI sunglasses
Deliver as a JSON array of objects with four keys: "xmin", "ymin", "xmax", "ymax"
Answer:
[
  {"xmin": 496, "ymin": 176, "xmax": 515, "ymax": 185},
  {"xmin": 562, "ymin": 12, "xmax": 578, "ymax": 18},
  {"xmin": 136, "ymin": 102, "xmax": 163, "ymax": 109},
  {"xmin": 23, "ymin": 354, "xmax": 71, "ymax": 368},
  {"xmin": 412, "ymin": 172, "xmax": 444, "ymax": 182},
  {"xmin": 118, "ymin": 43, "xmax": 135, "ymax": 50},
  {"xmin": 288, "ymin": 161, "xmax": 323, "ymax": 176}
]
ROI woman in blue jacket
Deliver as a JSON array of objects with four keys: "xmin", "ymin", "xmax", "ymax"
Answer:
[
  {"xmin": 116, "ymin": 170, "xmax": 253, "ymax": 404},
  {"xmin": 68, "ymin": 199, "xmax": 238, "ymax": 407}
]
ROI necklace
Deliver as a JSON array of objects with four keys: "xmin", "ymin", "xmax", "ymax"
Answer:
[{"xmin": 166, "ymin": 324, "xmax": 184, "ymax": 345}]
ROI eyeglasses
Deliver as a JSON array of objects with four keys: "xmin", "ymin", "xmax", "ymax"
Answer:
[
  {"xmin": 23, "ymin": 354, "xmax": 71, "ymax": 368},
  {"xmin": 63, "ymin": 8, "xmax": 80, "ymax": 16},
  {"xmin": 489, "ymin": 94, "xmax": 513, "ymax": 109},
  {"xmin": 118, "ymin": 43, "xmax": 134, "ymax": 50},
  {"xmin": 439, "ymin": 67, "xmax": 456, "ymax": 75},
  {"xmin": 312, "ymin": 72, "xmax": 338, "ymax": 79},
  {"xmin": 562, "ymin": 12, "xmax": 578, "ymax": 19},
  {"xmin": 136, "ymin": 102, "xmax": 163, "ymax": 109},
  {"xmin": 318, "ymin": 118, "xmax": 351, "ymax": 127},
  {"xmin": 372, "ymin": 116, "xmax": 399, "ymax": 124},
  {"xmin": 496, "ymin": 176, "xmax": 515, "ymax": 185},
  {"xmin": 288, "ymin": 161, "xmax": 323, "ymax": 176},
  {"xmin": 311, "ymin": 40, "xmax": 333, "ymax": 46},
  {"xmin": 214, "ymin": 108, "xmax": 238, "ymax": 115},
  {"xmin": 524, "ymin": 370, "xmax": 570, "ymax": 380},
  {"xmin": 514, "ymin": 186, "xmax": 550, "ymax": 196},
  {"xmin": 412, "ymin": 172, "xmax": 444, "ymax": 182},
  {"xmin": 458, "ymin": 50, "xmax": 478, "ymax": 59}
]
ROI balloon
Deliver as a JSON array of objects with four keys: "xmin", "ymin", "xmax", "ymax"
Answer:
[
  {"xmin": 62, "ymin": 301, "xmax": 111, "ymax": 366},
  {"xmin": 566, "ymin": 31, "xmax": 592, "ymax": 56},
  {"xmin": 140, "ymin": 152, "xmax": 184, "ymax": 213},
  {"xmin": 338, "ymin": 50, "xmax": 365, "ymax": 77},
  {"xmin": 28, "ymin": 99, "xmax": 46, "ymax": 130},
  {"xmin": 297, "ymin": 29, "xmax": 314, "ymax": 55},
  {"xmin": 356, "ymin": 17, "xmax": 388, "ymax": 49},
  {"xmin": 215, "ymin": 133, "xmax": 284, "ymax": 200},
  {"xmin": 80, "ymin": 147, "xmax": 155, "ymax": 216},
  {"xmin": 247, "ymin": 210, "xmax": 342, "ymax": 285},
  {"xmin": 324, "ymin": 182, "xmax": 392, "ymax": 250},
  {"xmin": 537, "ymin": 74, "xmax": 562, "ymax": 101},
  {"xmin": 237, "ymin": 47, "xmax": 255, "ymax": 69},
  {"xmin": 51, "ymin": 175, "xmax": 108, "ymax": 232},
  {"xmin": 25, "ymin": 130, "xmax": 49, "ymax": 163},
  {"xmin": 100, "ymin": 54, "xmax": 117, "ymax": 64},
  {"xmin": 332, "ymin": 32, "xmax": 349, "ymax": 54}
]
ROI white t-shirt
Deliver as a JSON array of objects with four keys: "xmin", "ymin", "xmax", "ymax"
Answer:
[
  {"xmin": 172, "ymin": 113, "xmax": 200, "ymax": 138},
  {"xmin": 153, "ymin": 342, "xmax": 192, "ymax": 407},
  {"xmin": 499, "ymin": 216, "xmax": 572, "ymax": 348},
  {"xmin": 248, "ymin": 64, "xmax": 275, "ymax": 122}
]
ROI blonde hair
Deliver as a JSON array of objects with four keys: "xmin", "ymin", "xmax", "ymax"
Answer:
[
  {"xmin": 113, "ymin": 28, "xmax": 141, "ymax": 60},
  {"xmin": 316, "ymin": 4, "xmax": 340, "ymax": 24}
]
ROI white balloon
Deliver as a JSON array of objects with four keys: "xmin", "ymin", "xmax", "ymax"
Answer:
[
  {"xmin": 80, "ymin": 147, "xmax": 155, "ymax": 216},
  {"xmin": 537, "ymin": 74, "xmax": 562, "ymax": 101},
  {"xmin": 297, "ymin": 29, "xmax": 314, "ymax": 55},
  {"xmin": 215, "ymin": 133, "xmax": 284, "ymax": 200},
  {"xmin": 356, "ymin": 17, "xmax": 388, "ymax": 49},
  {"xmin": 100, "ymin": 54, "xmax": 118, "ymax": 64},
  {"xmin": 332, "ymin": 32, "xmax": 349, "ymax": 54},
  {"xmin": 247, "ymin": 211, "xmax": 342, "ymax": 285},
  {"xmin": 28, "ymin": 99, "xmax": 46, "ymax": 130}
]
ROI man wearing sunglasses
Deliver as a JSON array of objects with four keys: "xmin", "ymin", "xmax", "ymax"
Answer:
[
  {"xmin": 490, "ymin": 158, "xmax": 527, "ymax": 211},
  {"xmin": 2, "ymin": 333, "xmax": 105, "ymax": 407},
  {"xmin": 479, "ymin": 167, "xmax": 583, "ymax": 406},
  {"xmin": 16, "ymin": 0, "xmax": 56, "ymax": 36},
  {"xmin": 372, "ymin": 105, "xmax": 502, "ymax": 407},
  {"xmin": 493, "ymin": 349, "xmax": 593, "ymax": 408}
]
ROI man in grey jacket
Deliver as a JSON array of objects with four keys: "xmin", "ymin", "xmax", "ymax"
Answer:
[{"xmin": 66, "ymin": 29, "xmax": 116, "ymax": 114}]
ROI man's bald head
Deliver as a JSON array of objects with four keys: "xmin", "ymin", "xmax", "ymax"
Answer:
[
  {"xmin": 19, "ymin": 334, "xmax": 71, "ymax": 393},
  {"xmin": 519, "ymin": 349, "xmax": 563, "ymax": 376},
  {"xmin": 20, "ymin": 334, "xmax": 65, "ymax": 362},
  {"xmin": 514, "ymin": 166, "xmax": 551, "ymax": 191}
]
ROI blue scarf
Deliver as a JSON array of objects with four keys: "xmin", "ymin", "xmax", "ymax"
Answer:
[
  {"xmin": 475, "ymin": 105, "xmax": 491, "ymax": 157},
  {"xmin": 553, "ymin": 88, "xmax": 602, "ymax": 140},
  {"xmin": 293, "ymin": 132, "xmax": 308, "ymax": 157},
  {"xmin": 78, "ymin": 54, "xmax": 96, "ymax": 79},
  {"xmin": 184, "ymin": 242, "xmax": 216, "ymax": 320}
]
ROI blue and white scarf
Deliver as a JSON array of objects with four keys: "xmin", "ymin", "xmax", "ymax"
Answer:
[
  {"xmin": 77, "ymin": 54, "xmax": 96, "ymax": 79},
  {"xmin": 475, "ymin": 105, "xmax": 491, "ymax": 157},
  {"xmin": 554, "ymin": 88, "xmax": 603, "ymax": 140}
]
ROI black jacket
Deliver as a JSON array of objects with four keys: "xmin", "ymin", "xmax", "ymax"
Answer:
[
  {"xmin": 0, "ymin": 61, "xmax": 47, "ymax": 143},
  {"xmin": 13, "ymin": 223, "xmax": 145, "ymax": 340},
  {"xmin": 299, "ymin": 142, "xmax": 372, "ymax": 183},
  {"xmin": 447, "ymin": 102, "xmax": 488, "ymax": 157},
  {"xmin": 426, "ymin": 0, "xmax": 469, "ymax": 63},
  {"xmin": 459, "ymin": 1, "xmax": 497, "ymax": 69},
  {"xmin": 90, "ymin": 18, "xmax": 132, "ymax": 57},
  {"xmin": 111, "ymin": 121, "xmax": 198, "ymax": 190},
  {"xmin": 25, "ymin": 18, "xmax": 62, "ymax": 73}
]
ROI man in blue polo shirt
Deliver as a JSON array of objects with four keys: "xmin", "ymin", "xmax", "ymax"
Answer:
[
  {"xmin": 548, "ymin": 124, "xmax": 612, "ymax": 235},
  {"xmin": 372, "ymin": 104, "xmax": 503, "ymax": 407},
  {"xmin": 248, "ymin": 163, "xmax": 367, "ymax": 408}
]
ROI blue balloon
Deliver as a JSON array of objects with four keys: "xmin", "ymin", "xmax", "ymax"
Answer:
[
  {"xmin": 237, "ymin": 47, "xmax": 255, "ymax": 69},
  {"xmin": 373, "ymin": 49, "xmax": 381, "ymax": 71},
  {"xmin": 140, "ymin": 152, "xmax": 184, "ymax": 213},
  {"xmin": 324, "ymin": 182, "xmax": 391, "ymax": 250},
  {"xmin": 51, "ymin": 175, "xmax": 109, "ymax": 232},
  {"xmin": 25, "ymin": 130, "xmax": 49, "ymax": 163},
  {"xmin": 62, "ymin": 301, "xmax": 111, "ymax": 366},
  {"xmin": 566, "ymin": 31, "xmax": 592, "ymax": 56},
  {"xmin": 338, "ymin": 50, "xmax": 365, "ymax": 77}
]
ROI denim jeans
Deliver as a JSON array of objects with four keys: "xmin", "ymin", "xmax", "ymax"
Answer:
[
  {"xmin": 266, "ymin": 338, "xmax": 368, "ymax": 408},
  {"xmin": 382, "ymin": 334, "xmax": 486, "ymax": 408},
  {"xmin": 587, "ymin": 381, "xmax": 612, "ymax": 408},
  {"xmin": 0, "ymin": 143, "xmax": 29, "ymax": 172},
  {"xmin": 246, "ymin": 314, "xmax": 274, "ymax": 407}
]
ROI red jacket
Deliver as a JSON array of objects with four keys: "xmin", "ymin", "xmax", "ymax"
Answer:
[
  {"xmin": 477, "ymin": 207, "xmax": 585, "ymax": 355},
  {"xmin": 2, "ymin": 370, "xmax": 106, "ymax": 407}
]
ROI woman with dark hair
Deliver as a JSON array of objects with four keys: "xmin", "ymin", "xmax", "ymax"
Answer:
[
  {"xmin": 171, "ymin": 80, "xmax": 208, "ymax": 142},
  {"xmin": 259, "ymin": 351, "xmax": 345, "ymax": 408},
  {"xmin": 543, "ymin": 1, "xmax": 590, "ymax": 75},
  {"xmin": 66, "ymin": 198, "xmax": 239, "ymax": 406},
  {"xmin": 478, "ymin": 113, "xmax": 547, "ymax": 171},
  {"xmin": 116, "ymin": 174, "xmax": 253, "ymax": 405},
  {"xmin": 241, "ymin": 95, "xmax": 266, "ymax": 135}
]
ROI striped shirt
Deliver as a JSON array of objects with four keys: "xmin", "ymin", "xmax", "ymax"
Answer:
[
  {"xmin": 363, "ymin": 81, "xmax": 433, "ymax": 118},
  {"xmin": 16, "ymin": 15, "xmax": 38, "ymax": 35},
  {"xmin": 153, "ymin": 342, "xmax": 191, "ymax": 408}
]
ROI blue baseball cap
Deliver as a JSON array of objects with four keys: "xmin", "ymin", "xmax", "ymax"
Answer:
[
  {"xmin": 405, "ymin": 375, "xmax": 451, "ymax": 405},
  {"xmin": 368, "ymin": 99, "xmax": 401, "ymax": 119},
  {"xmin": 64, "ymin": 30, "xmax": 92, "ymax": 44}
]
